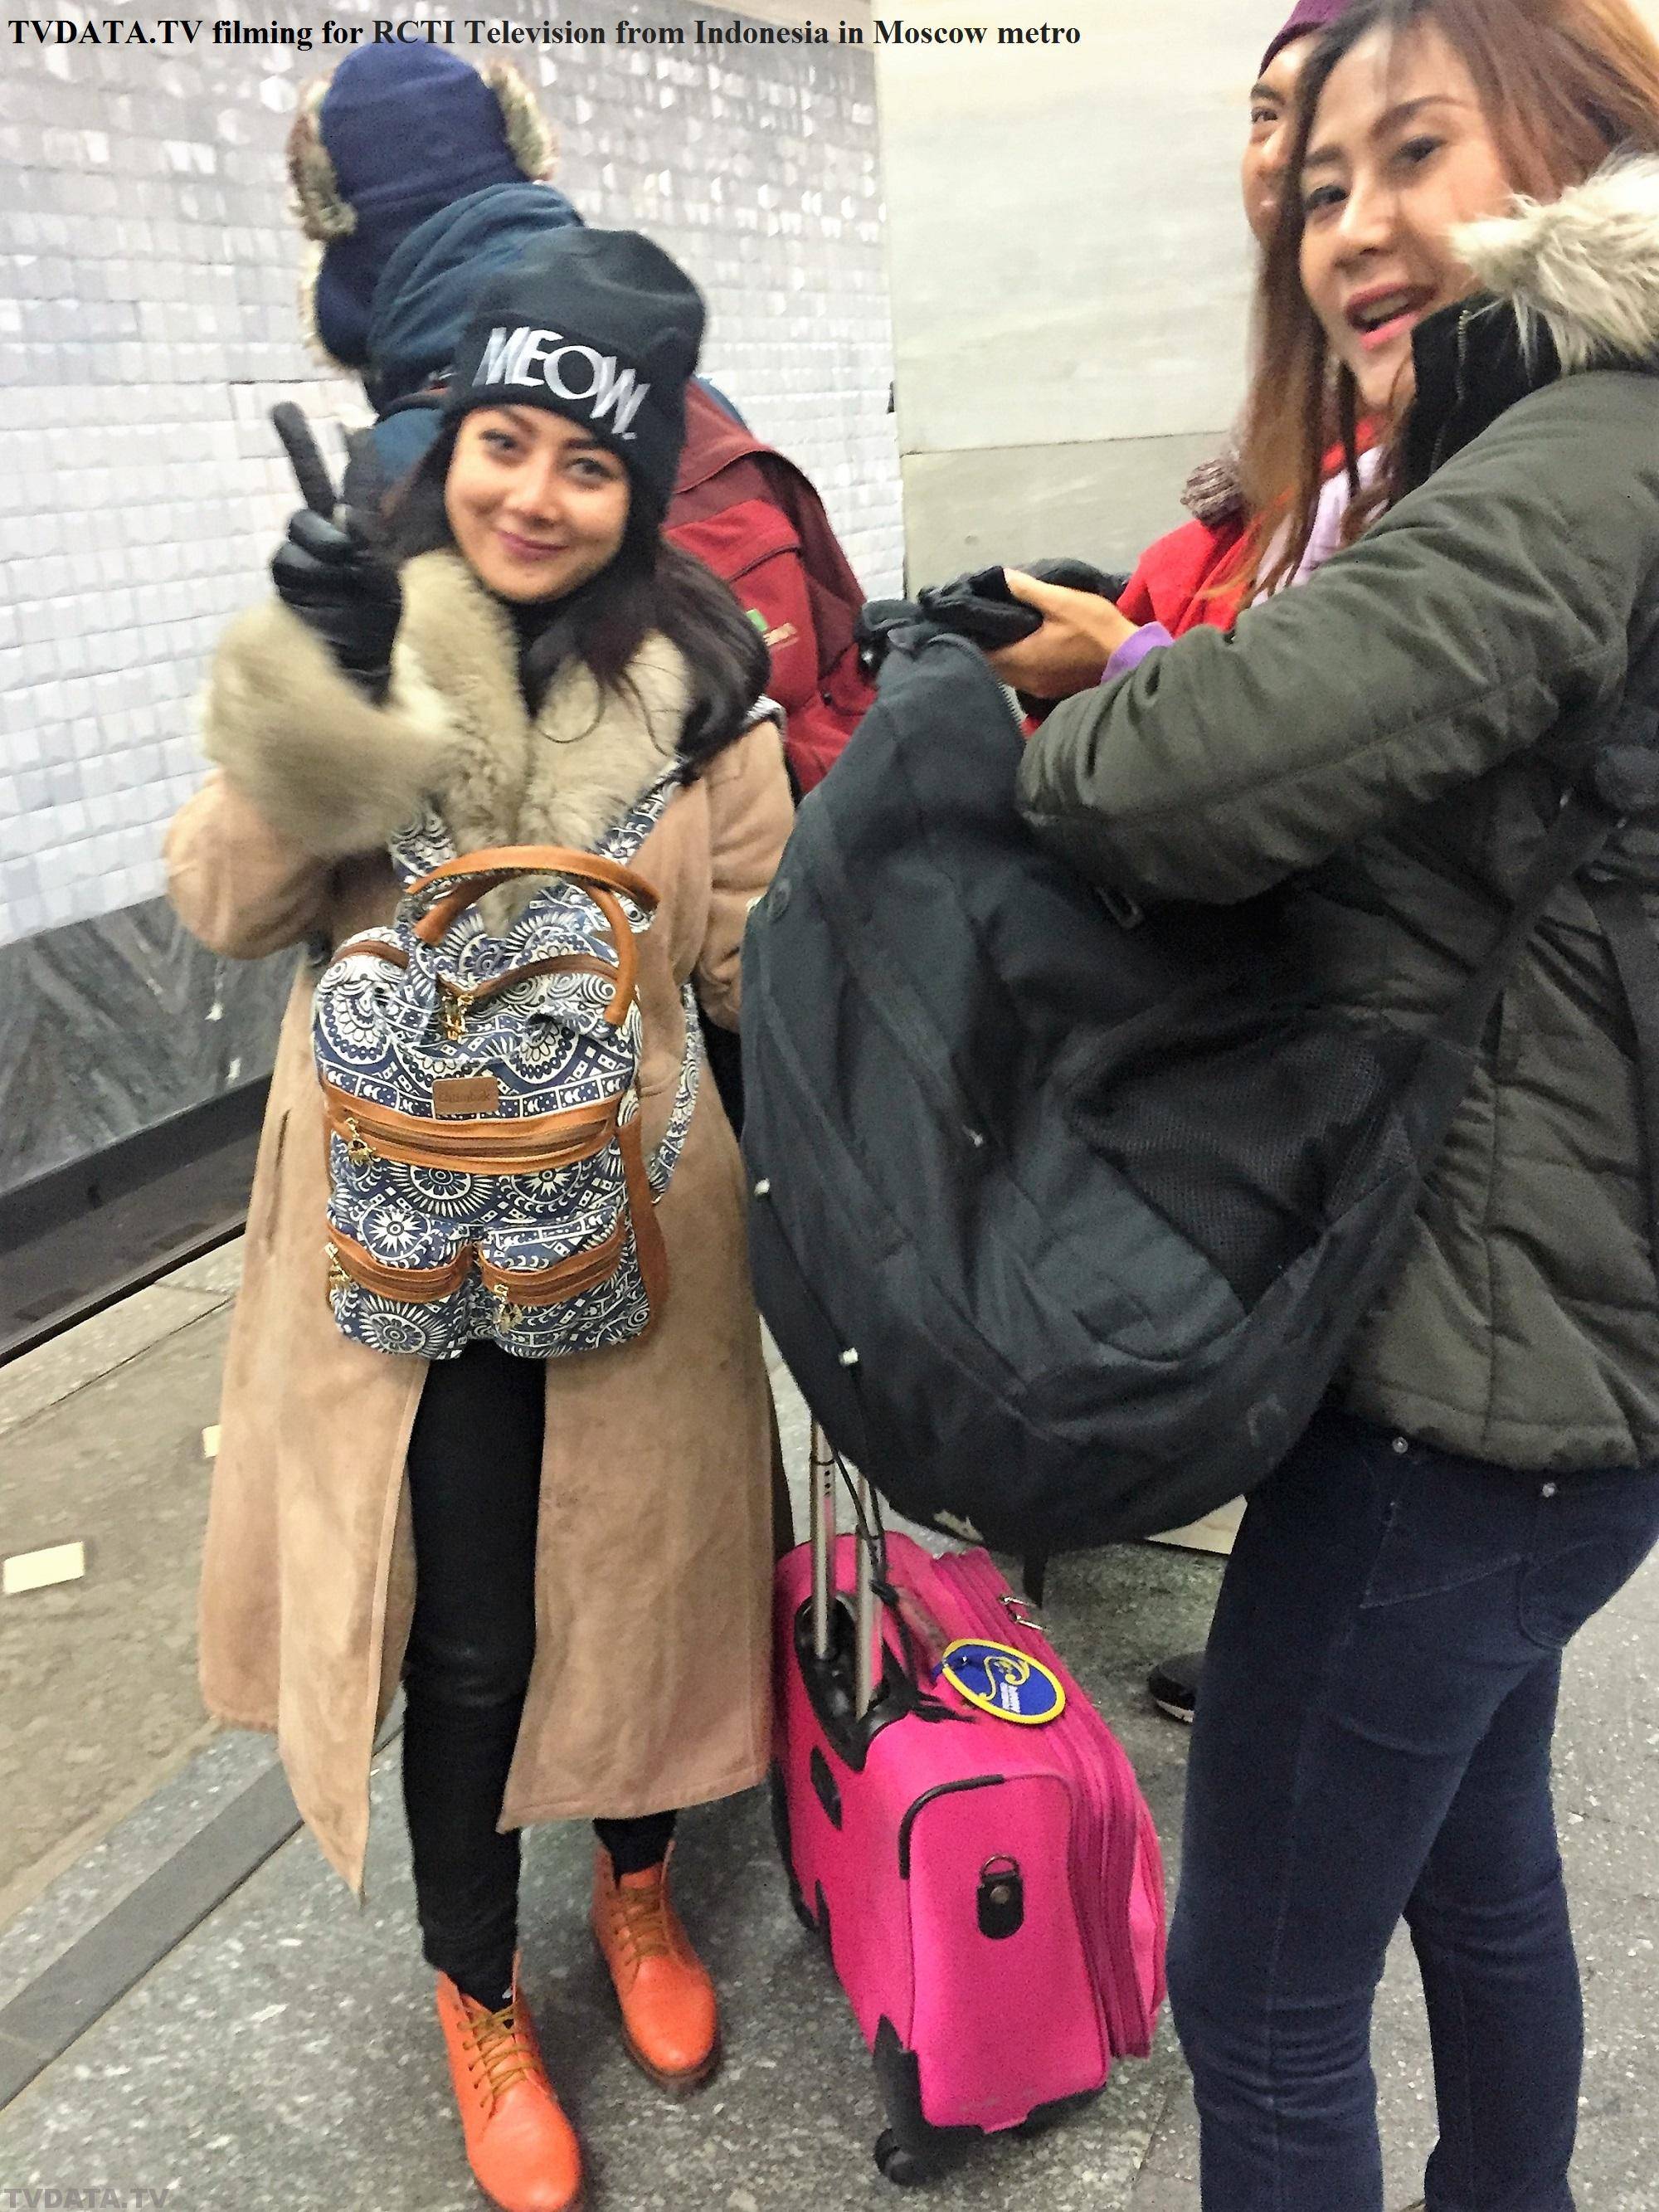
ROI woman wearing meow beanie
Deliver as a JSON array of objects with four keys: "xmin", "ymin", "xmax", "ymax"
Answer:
[{"xmin": 168, "ymin": 229, "xmax": 791, "ymax": 2212}]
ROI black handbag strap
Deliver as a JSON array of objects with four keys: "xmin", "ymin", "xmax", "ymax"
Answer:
[
  {"xmin": 1436, "ymin": 787, "xmax": 1629, "ymax": 1054},
  {"xmin": 1439, "ymin": 607, "xmax": 1659, "ymax": 1056},
  {"xmin": 1436, "ymin": 608, "xmax": 1659, "ymax": 1283},
  {"xmin": 1583, "ymin": 875, "xmax": 1659, "ymax": 1269}
]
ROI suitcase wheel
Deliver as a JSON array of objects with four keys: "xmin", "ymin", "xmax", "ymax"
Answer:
[{"xmin": 873, "ymin": 2130, "xmax": 928, "ymax": 2187}]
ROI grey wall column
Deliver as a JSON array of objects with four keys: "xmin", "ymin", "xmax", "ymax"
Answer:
[{"xmin": 875, "ymin": 0, "xmax": 1270, "ymax": 584}]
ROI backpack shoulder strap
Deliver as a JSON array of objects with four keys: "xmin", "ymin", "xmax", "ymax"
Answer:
[
  {"xmin": 590, "ymin": 763, "xmax": 703, "ymax": 1197},
  {"xmin": 596, "ymin": 763, "xmax": 687, "ymax": 872}
]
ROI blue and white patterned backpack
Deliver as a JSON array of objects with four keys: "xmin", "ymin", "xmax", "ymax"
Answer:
[{"xmin": 312, "ymin": 769, "xmax": 698, "ymax": 1361}]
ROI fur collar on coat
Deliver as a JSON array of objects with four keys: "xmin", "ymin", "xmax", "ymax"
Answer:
[
  {"xmin": 1180, "ymin": 158, "xmax": 1659, "ymax": 532},
  {"xmin": 202, "ymin": 548, "xmax": 692, "ymax": 864},
  {"xmin": 1404, "ymin": 158, "xmax": 1659, "ymax": 488},
  {"xmin": 1456, "ymin": 154, "xmax": 1659, "ymax": 375}
]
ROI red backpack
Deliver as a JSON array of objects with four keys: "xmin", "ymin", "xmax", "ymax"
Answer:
[{"xmin": 666, "ymin": 386, "xmax": 873, "ymax": 794}]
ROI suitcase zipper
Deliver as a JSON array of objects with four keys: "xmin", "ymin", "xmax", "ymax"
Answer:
[
  {"xmin": 937, "ymin": 1552, "xmax": 1129, "ymax": 2050},
  {"xmin": 928, "ymin": 1551, "xmax": 1155, "ymax": 2056}
]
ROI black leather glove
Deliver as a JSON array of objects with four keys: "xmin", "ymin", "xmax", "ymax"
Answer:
[
  {"xmin": 857, "ymin": 562, "xmax": 1131, "ymax": 689},
  {"xmin": 270, "ymin": 506, "xmax": 402, "ymax": 702}
]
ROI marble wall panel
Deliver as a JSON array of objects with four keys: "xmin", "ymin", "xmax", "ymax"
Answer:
[
  {"xmin": 880, "ymin": 0, "xmax": 1659, "ymax": 582},
  {"xmin": 0, "ymin": 899, "xmax": 291, "ymax": 1200},
  {"xmin": 875, "ymin": 0, "xmax": 1269, "ymax": 463}
]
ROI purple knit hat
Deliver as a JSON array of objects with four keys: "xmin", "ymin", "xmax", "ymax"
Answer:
[{"xmin": 1260, "ymin": 0, "xmax": 1350, "ymax": 74}]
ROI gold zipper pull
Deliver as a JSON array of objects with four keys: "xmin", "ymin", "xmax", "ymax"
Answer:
[
  {"xmin": 492, "ymin": 1286, "xmax": 523, "ymax": 1333},
  {"xmin": 342, "ymin": 1117, "xmax": 372, "ymax": 1171},
  {"xmin": 326, "ymin": 1245, "xmax": 349, "ymax": 1298},
  {"xmin": 439, "ymin": 980, "xmax": 477, "ymax": 1042}
]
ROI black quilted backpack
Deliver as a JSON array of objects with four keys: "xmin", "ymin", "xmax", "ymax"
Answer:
[{"xmin": 740, "ymin": 616, "xmax": 1659, "ymax": 1556}]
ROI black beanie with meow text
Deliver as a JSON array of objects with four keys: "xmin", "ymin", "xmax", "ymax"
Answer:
[{"xmin": 446, "ymin": 228, "xmax": 705, "ymax": 521}]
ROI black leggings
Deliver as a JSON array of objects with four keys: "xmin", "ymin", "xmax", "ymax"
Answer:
[{"xmin": 401, "ymin": 1342, "xmax": 675, "ymax": 2007}]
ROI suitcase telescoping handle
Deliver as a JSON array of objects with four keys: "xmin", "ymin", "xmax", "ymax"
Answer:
[{"xmin": 809, "ymin": 1420, "xmax": 880, "ymax": 1718}]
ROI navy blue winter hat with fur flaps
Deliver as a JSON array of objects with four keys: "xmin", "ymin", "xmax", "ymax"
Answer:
[
  {"xmin": 446, "ymin": 229, "xmax": 706, "ymax": 525},
  {"xmin": 286, "ymin": 48, "xmax": 561, "ymax": 372}
]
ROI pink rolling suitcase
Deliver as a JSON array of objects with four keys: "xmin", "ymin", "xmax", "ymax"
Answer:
[{"xmin": 771, "ymin": 1426, "xmax": 1166, "ymax": 2184}]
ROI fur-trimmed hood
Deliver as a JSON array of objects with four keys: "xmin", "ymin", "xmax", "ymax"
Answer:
[
  {"xmin": 202, "ymin": 551, "xmax": 691, "ymax": 866},
  {"xmin": 1172, "ymin": 159, "xmax": 1659, "ymax": 533},
  {"xmin": 285, "ymin": 55, "xmax": 562, "ymax": 373},
  {"xmin": 1401, "ymin": 155, "xmax": 1659, "ymax": 492},
  {"xmin": 1457, "ymin": 154, "xmax": 1659, "ymax": 375}
]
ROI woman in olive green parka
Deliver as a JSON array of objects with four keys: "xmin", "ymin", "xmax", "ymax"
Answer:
[{"xmin": 991, "ymin": 0, "xmax": 1659, "ymax": 2201}]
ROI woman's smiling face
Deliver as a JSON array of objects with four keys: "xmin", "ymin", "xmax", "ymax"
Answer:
[
  {"xmin": 444, "ymin": 407, "xmax": 631, "ymax": 603},
  {"xmin": 1298, "ymin": 22, "xmax": 1514, "ymax": 417}
]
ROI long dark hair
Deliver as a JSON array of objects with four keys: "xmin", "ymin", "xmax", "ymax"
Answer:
[
  {"xmin": 386, "ymin": 417, "xmax": 770, "ymax": 773},
  {"xmin": 1233, "ymin": 0, "xmax": 1659, "ymax": 599}
]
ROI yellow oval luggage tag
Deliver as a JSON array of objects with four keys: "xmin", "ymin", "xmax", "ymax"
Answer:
[{"xmin": 940, "ymin": 1638, "xmax": 1066, "ymax": 1726}]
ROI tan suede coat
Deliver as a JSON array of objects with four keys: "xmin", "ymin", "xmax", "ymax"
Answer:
[{"xmin": 167, "ymin": 550, "xmax": 794, "ymax": 1890}]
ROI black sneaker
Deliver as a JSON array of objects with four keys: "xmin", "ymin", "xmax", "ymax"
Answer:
[{"xmin": 1147, "ymin": 1649, "xmax": 1204, "ymax": 1723}]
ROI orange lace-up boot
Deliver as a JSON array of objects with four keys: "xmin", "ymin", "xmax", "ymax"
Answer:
[
  {"xmin": 591, "ymin": 1844, "xmax": 720, "ymax": 2093},
  {"xmin": 434, "ymin": 1960, "xmax": 583, "ymax": 2212}
]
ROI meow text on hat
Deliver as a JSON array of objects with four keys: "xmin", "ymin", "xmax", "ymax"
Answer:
[{"xmin": 474, "ymin": 325, "xmax": 650, "ymax": 440}]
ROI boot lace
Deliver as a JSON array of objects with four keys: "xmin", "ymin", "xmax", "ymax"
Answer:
[
  {"xmin": 462, "ymin": 1996, "xmax": 538, "ymax": 2107},
  {"xmin": 610, "ymin": 1879, "xmax": 674, "ymax": 1967}
]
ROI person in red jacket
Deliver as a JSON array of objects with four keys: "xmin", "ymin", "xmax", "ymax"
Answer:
[
  {"xmin": 1121, "ymin": 0, "xmax": 1362, "ymax": 1725},
  {"xmin": 1117, "ymin": 0, "xmax": 1355, "ymax": 648},
  {"xmin": 667, "ymin": 389, "xmax": 873, "ymax": 796}
]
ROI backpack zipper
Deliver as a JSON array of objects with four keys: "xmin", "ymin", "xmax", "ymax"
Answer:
[
  {"xmin": 440, "ymin": 980, "xmax": 477, "ymax": 1042},
  {"xmin": 326, "ymin": 1231, "xmax": 473, "ymax": 1303},
  {"xmin": 476, "ymin": 1224, "xmax": 630, "ymax": 1329},
  {"xmin": 329, "ymin": 942, "xmax": 620, "ymax": 1038},
  {"xmin": 328, "ymin": 1219, "xmax": 629, "ymax": 1316},
  {"xmin": 323, "ymin": 1082, "xmax": 620, "ymax": 1174}
]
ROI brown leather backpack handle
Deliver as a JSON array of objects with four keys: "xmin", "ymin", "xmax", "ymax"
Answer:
[
  {"xmin": 408, "ymin": 845, "xmax": 659, "ymax": 930},
  {"xmin": 406, "ymin": 845, "xmax": 658, "ymax": 1028}
]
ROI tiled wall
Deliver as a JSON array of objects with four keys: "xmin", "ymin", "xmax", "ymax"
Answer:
[{"xmin": 0, "ymin": 0, "xmax": 901, "ymax": 1196}]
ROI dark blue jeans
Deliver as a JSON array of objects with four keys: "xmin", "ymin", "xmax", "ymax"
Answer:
[{"xmin": 1167, "ymin": 1405, "xmax": 1659, "ymax": 2211}]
